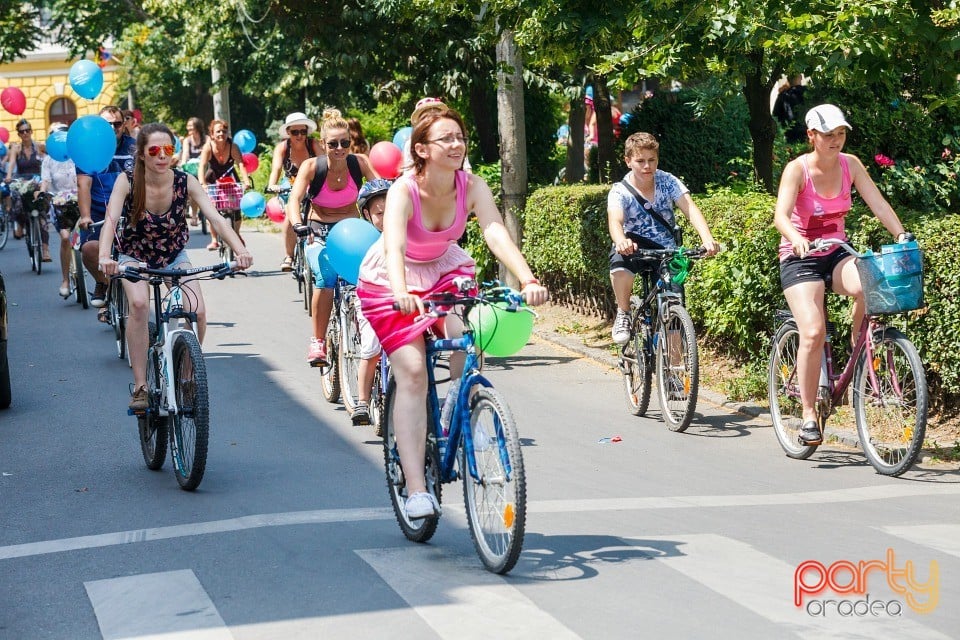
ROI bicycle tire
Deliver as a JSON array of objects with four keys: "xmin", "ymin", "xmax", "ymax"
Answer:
[
  {"xmin": 29, "ymin": 215, "xmax": 42, "ymax": 274},
  {"xmin": 621, "ymin": 295, "xmax": 652, "ymax": 416},
  {"xmin": 140, "ymin": 327, "xmax": 168, "ymax": 470},
  {"xmin": 109, "ymin": 280, "xmax": 127, "ymax": 360},
  {"xmin": 170, "ymin": 332, "xmax": 209, "ymax": 491},
  {"xmin": 370, "ymin": 363, "xmax": 386, "ymax": 438},
  {"xmin": 768, "ymin": 321, "xmax": 818, "ymax": 459},
  {"xmin": 293, "ymin": 241, "xmax": 305, "ymax": 295},
  {"xmin": 0, "ymin": 207, "xmax": 9, "ymax": 250},
  {"xmin": 461, "ymin": 386, "xmax": 526, "ymax": 574},
  {"xmin": 853, "ymin": 327, "xmax": 928, "ymax": 476},
  {"xmin": 382, "ymin": 378, "xmax": 441, "ymax": 543},
  {"xmin": 320, "ymin": 315, "xmax": 340, "ymax": 403},
  {"xmin": 303, "ymin": 251, "xmax": 314, "ymax": 316},
  {"xmin": 72, "ymin": 249, "xmax": 89, "ymax": 308},
  {"xmin": 200, "ymin": 212, "xmax": 208, "ymax": 235},
  {"xmin": 338, "ymin": 298, "xmax": 363, "ymax": 415},
  {"xmin": 655, "ymin": 304, "xmax": 699, "ymax": 432}
]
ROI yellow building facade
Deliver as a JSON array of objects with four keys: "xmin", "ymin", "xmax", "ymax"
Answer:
[{"xmin": 0, "ymin": 40, "xmax": 120, "ymax": 143}]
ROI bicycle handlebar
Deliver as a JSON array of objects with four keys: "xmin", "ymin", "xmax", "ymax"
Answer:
[
  {"xmin": 632, "ymin": 246, "xmax": 709, "ymax": 259},
  {"xmin": 391, "ymin": 279, "xmax": 532, "ymax": 318},
  {"xmin": 265, "ymin": 185, "xmax": 292, "ymax": 195},
  {"xmin": 807, "ymin": 238, "xmax": 863, "ymax": 259},
  {"xmin": 118, "ymin": 261, "xmax": 238, "ymax": 281}
]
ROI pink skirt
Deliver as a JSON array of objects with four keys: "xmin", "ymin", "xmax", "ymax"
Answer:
[{"xmin": 356, "ymin": 238, "xmax": 476, "ymax": 354}]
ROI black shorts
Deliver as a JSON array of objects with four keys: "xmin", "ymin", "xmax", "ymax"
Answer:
[
  {"xmin": 780, "ymin": 248, "xmax": 851, "ymax": 291},
  {"xmin": 608, "ymin": 233, "xmax": 664, "ymax": 275}
]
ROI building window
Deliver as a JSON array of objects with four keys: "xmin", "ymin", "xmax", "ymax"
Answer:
[{"xmin": 49, "ymin": 98, "xmax": 77, "ymax": 129}]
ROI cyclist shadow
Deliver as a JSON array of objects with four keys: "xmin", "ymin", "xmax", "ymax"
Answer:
[
  {"xmin": 671, "ymin": 411, "xmax": 762, "ymax": 438},
  {"xmin": 483, "ymin": 354, "xmax": 579, "ymax": 370},
  {"xmin": 513, "ymin": 532, "xmax": 686, "ymax": 581}
]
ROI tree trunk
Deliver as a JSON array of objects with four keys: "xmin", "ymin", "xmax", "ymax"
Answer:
[
  {"xmin": 743, "ymin": 51, "xmax": 778, "ymax": 193},
  {"xmin": 592, "ymin": 76, "xmax": 616, "ymax": 183},
  {"xmin": 565, "ymin": 96, "xmax": 585, "ymax": 183},
  {"xmin": 470, "ymin": 79, "xmax": 499, "ymax": 163},
  {"xmin": 496, "ymin": 27, "xmax": 527, "ymax": 288}
]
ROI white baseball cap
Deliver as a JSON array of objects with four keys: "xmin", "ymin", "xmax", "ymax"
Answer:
[{"xmin": 804, "ymin": 104, "xmax": 852, "ymax": 133}]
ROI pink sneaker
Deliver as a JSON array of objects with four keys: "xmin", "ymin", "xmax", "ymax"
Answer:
[{"xmin": 307, "ymin": 338, "xmax": 327, "ymax": 366}]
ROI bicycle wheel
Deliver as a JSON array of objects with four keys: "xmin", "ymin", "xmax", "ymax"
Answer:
[
  {"xmin": 382, "ymin": 378, "xmax": 441, "ymax": 543},
  {"xmin": 853, "ymin": 327, "xmax": 928, "ymax": 476},
  {"xmin": 338, "ymin": 298, "xmax": 363, "ymax": 415},
  {"xmin": 303, "ymin": 248, "xmax": 314, "ymax": 316},
  {"xmin": 461, "ymin": 386, "xmax": 526, "ymax": 574},
  {"xmin": 768, "ymin": 321, "xmax": 818, "ymax": 459},
  {"xmin": 139, "ymin": 340, "xmax": 168, "ymax": 470},
  {"xmin": 320, "ymin": 315, "xmax": 340, "ymax": 403},
  {"xmin": 0, "ymin": 207, "xmax": 9, "ymax": 250},
  {"xmin": 29, "ymin": 215, "xmax": 42, "ymax": 274},
  {"xmin": 109, "ymin": 280, "xmax": 127, "ymax": 360},
  {"xmin": 655, "ymin": 304, "xmax": 699, "ymax": 432},
  {"xmin": 370, "ymin": 362, "xmax": 387, "ymax": 438},
  {"xmin": 72, "ymin": 248, "xmax": 89, "ymax": 308},
  {"xmin": 169, "ymin": 332, "xmax": 209, "ymax": 491},
  {"xmin": 621, "ymin": 296, "xmax": 652, "ymax": 416},
  {"xmin": 200, "ymin": 212, "xmax": 208, "ymax": 235}
]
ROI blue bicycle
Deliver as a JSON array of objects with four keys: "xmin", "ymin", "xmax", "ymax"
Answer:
[{"xmin": 383, "ymin": 280, "xmax": 530, "ymax": 574}]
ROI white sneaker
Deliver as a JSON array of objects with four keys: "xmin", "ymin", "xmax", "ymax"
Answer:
[
  {"xmin": 405, "ymin": 491, "xmax": 440, "ymax": 519},
  {"xmin": 612, "ymin": 309, "xmax": 632, "ymax": 345}
]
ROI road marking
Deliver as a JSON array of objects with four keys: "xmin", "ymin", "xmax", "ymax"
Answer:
[
  {"xmin": 356, "ymin": 547, "xmax": 581, "ymax": 639},
  {"xmin": 3, "ymin": 484, "xmax": 959, "ymax": 561},
  {"xmin": 85, "ymin": 569, "xmax": 234, "ymax": 640},
  {"xmin": 639, "ymin": 533, "xmax": 950, "ymax": 640},
  {"xmin": 880, "ymin": 524, "xmax": 960, "ymax": 559}
]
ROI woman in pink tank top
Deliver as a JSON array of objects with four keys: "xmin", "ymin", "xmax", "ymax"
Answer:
[
  {"xmin": 356, "ymin": 107, "xmax": 548, "ymax": 519},
  {"xmin": 773, "ymin": 104, "xmax": 911, "ymax": 446}
]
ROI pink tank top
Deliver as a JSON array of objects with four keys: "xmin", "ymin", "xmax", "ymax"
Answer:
[
  {"xmin": 405, "ymin": 171, "xmax": 469, "ymax": 262},
  {"xmin": 310, "ymin": 172, "xmax": 360, "ymax": 209},
  {"xmin": 778, "ymin": 154, "xmax": 852, "ymax": 260}
]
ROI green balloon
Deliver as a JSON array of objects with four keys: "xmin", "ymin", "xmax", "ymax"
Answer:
[{"xmin": 468, "ymin": 300, "xmax": 534, "ymax": 356}]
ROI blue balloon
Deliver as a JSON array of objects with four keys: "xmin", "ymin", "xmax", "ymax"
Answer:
[
  {"xmin": 234, "ymin": 129, "xmax": 256, "ymax": 154},
  {"xmin": 392, "ymin": 126, "xmax": 412, "ymax": 149},
  {"xmin": 69, "ymin": 60, "xmax": 104, "ymax": 100},
  {"xmin": 585, "ymin": 85, "xmax": 594, "ymax": 100},
  {"xmin": 240, "ymin": 191, "xmax": 266, "ymax": 218},
  {"xmin": 0, "ymin": 142, "xmax": 6, "ymax": 159},
  {"xmin": 46, "ymin": 130, "xmax": 69, "ymax": 162},
  {"xmin": 67, "ymin": 115, "xmax": 116, "ymax": 173},
  {"xmin": 174, "ymin": 135, "xmax": 182, "ymax": 156},
  {"xmin": 618, "ymin": 112, "xmax": 635, "ymax": 128},
  {"xmin": 325, "ymin": 218, "xmax": 381, "ymax": 285}
]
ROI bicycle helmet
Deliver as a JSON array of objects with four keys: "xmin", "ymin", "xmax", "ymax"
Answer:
[{"xmin": 357, "ymin": 178, "xmax": 392, "ymax": 216}]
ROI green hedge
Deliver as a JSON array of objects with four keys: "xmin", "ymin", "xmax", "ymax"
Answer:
[{"xmin": 519, "ymin": 183, "xmax": 960, "ymax": 407}]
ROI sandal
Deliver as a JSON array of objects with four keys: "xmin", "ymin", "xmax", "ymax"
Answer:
[
  {"xmin": 280, "ymin": 256, "xmax": 293, "ymax": 272},
  {"xmin": 97, "ymin": 307, "xmax": 110, "ymax": 324}
]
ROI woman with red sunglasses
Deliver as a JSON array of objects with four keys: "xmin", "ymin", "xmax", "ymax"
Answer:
[{"xmin": 97, "ymin": 123, "xmax": 253, "ymax": 410}]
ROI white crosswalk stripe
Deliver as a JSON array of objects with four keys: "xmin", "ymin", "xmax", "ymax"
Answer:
[{"xmin": 880, "ymin": 524, "xmax": 960, "ymax": 559}]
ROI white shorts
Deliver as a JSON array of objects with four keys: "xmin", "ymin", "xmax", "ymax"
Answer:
[{"xmin": 356, "ymin": 302, "xmax": 382, "ymax": 359}]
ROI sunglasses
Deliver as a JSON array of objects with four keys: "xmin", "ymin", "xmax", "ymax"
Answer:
[
  {"xmin": 17, "ymin": 128, "xmax": 31, "ymax": 134},
  {"xmin": 108, "ymin": 121, "xmax": 124, "ymax": 130},
  {"xmin": 325, "ymin": 138, "xmax": 351, "ymax": 149},
  {"xmin": 289, "ymin": 128, "xmax": 309, "ymax": 137},
  {"xmin": 146, "ymin": 144, "xmax": 176, "ymax": 157}
]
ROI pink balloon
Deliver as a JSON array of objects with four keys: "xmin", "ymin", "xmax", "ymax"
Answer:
[
  {"xmin": 242, "ymin": 152, "xmax": 259, "ymax": 174},
  {"xmin": 0, "ymin": 127, "xmax": 8, "ymax": 144},
  {"xmin": 369, "ymin": 141, "xmax": 402, "ymax": 179},
  {"xmin": 1, "ymin": 87, "xmax": 26, "ymax": 116},
  {"xmin": 265, "ymin": 196, "xmax": 286, "ymax": 223}
]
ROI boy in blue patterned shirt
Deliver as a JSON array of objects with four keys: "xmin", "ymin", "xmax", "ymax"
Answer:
[{"xmin": 607, "ymin": 132, "xmax": 719, "ymax": 344}]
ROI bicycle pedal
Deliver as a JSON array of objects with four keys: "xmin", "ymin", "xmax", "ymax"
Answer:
[{"xmin": 309, "ymin": 360, "xmax": 328, "ymax": 368}]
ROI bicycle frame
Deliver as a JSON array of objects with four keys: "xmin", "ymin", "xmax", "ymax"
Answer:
[{"xmin": 150, "ymin": 281, "xmax": 198, "ymax": 417}]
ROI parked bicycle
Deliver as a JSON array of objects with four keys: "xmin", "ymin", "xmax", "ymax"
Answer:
[
  {"xmin": 119, "ymin": 260, "xmax": 236, "ymax": 491},
  {"xmin": 618, "ymin": 246, "xmax": 707, "ymax": 432},
  {"xmin": 768, "ymin": 238, "xmax": 928, "ymax": 476},
  {"xmin": 383, "ymin": 279, "xmax": 529, "ymax": 574}
]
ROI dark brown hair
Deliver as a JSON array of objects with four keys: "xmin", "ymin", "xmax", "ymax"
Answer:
[
  {"xmin": 409, "ymin": 107, "xmax": 467, "ymax": 176},
  {"xmin": 129, "ymin": 123, "xmax": 176, "ymax": 227}
]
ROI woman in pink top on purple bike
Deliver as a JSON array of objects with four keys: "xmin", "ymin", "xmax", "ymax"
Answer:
[
  {"xmin": 357, "ymin": 107, "xmax": 548, "ymax": 519},
  {"xmin": 773, "ymin": 104, "xmax": 912, "ymax": 446}
]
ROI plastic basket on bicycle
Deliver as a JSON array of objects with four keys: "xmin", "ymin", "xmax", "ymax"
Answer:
[
  {"xmin": 205, "ymin": 182, "xmax": 243, "ymax": 211},
  {"xmin": 855, "ymin": 243, "xmax": 924, "ymax": 315}
]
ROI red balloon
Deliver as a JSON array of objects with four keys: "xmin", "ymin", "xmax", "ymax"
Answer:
[
  {"xmin": 242, "ymin": 152, "xmax": 259, "ymax": 174},
  {"xmin": 0, "ymin": 127, "xmax": 8, "ymax": 144},
  {"xmin": 1, "ymin": 87, "xmax": 26, "ymax": 116},
  {"xmin": 265, "ymin": 196, "xmax": 286, "ymax": 224},
  {"xmin": 369, "ymin": 141, "xmax": 402, "ymax": 179}
]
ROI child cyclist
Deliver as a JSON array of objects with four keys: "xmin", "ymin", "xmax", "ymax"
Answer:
[
  {"xmin": 608, "ymin": 132, "xmax": 719, "ymax": 345},
  {"xmin": 350, "ymin": 178, "xmax": 391, "ymax": 426}
]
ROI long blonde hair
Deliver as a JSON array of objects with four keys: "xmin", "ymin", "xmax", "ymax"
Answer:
[{"xmin": 129, "ymin": 123, "xmax": 176, "ymax": 227}]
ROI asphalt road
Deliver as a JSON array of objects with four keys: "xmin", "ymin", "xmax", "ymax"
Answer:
[{"xmin": 1, "ymin": 227, "xmax": 958, "ymax": 639}]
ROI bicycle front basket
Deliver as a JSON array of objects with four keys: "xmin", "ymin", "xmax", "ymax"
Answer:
[{"xmin": 856, "ymin": 246, "xmax": 924, "ymax": 315}]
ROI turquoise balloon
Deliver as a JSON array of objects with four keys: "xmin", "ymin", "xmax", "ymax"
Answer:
[
  {"xmin": 46, "ymin": 130, "xmax": 69, "ymax": 162},
  {"xmin": 240, "ymin": 191, "xmax": 266, "ymax": 218},
  {"xmin": 392, "ymin": 126, "xmax": 412, "ymax": 149},
  {"xmin": 67, "ymin": 116, "xmax": 115, "ymax": 173},
  {"xmin": 234, "ymin": 129, "xmax": 256, "ymax": 154},
  {"xmin": 324, "ymin": 218, "xmax": 381, "ymax": 285},
  {"xmin": 174, "ymin": 136, "xmax": 182, "ymax": 155},
  {"xmin": 69, "ymin": 60, "xmax": 104, "ymax": 100},
  {"xmin": 0, "ymin": 142, "xmax": 6, "ymax": 159}
]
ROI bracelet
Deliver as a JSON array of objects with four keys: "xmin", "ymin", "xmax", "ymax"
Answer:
[{"xmin": 521, "ymin": 277, "xmax": 540, "ymax": 287}]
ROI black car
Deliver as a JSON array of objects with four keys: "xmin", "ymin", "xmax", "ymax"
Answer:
[{"xmin": 0, "ymin": 268, "xmax": 9, "ymax": 408}]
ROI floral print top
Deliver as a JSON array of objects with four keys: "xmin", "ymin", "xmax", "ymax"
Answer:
[{"xmin": 118, "ymin": 169, "xmax": 190, "ymax": 268}]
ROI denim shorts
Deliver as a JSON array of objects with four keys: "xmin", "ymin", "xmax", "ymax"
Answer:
[
  {"xmin": 307, "ymin": 220, "xmax": 338, "ymax": 289},
  {"xmin": 118, "ymin": 248, "xmax": 192, "ymax": 270}
]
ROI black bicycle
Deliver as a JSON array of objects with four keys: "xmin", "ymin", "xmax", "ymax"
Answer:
[{"xmin": 618, "ymin": 247, "xmax": 707, "ymax": 432}]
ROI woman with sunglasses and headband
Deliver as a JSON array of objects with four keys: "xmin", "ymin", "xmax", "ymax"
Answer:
[
  {"xmin": 198, "ymin": 119, "xmax": 251, "ymax": 252},
  {"xmin": 285, "ymin": 107, "xmax": 379, "ymax": 366},
  {"xmin": 268, "ymin": 112, "xmax": 322, "ymax": 272},
  {"xmin": 98, "ymin": 123, "xmax": 253, "ymax": 411},
  {"xmin": 3, "ymin": 119, "xmax": 49, "ymax": 257}
]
